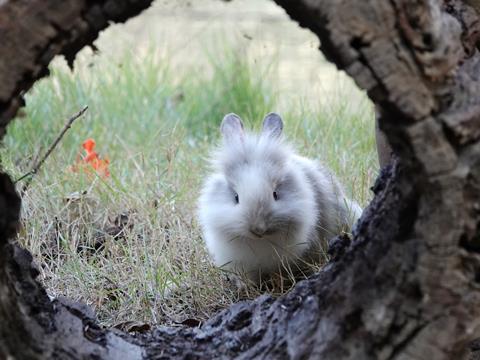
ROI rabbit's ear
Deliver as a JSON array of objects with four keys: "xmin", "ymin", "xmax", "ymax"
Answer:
[
  {"xmin": 221, "ymin": 113, "xmax": 244, "ymax": 141},
  {"xmin": 262, "ymin": 112, "xmax": 283, "ymax": 139}
]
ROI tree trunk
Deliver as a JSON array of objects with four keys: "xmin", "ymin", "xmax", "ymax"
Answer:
[
  {"xmin": 1, "ymin": 0, "xmax": 480, "ymax": 359},
  {"xmin": 375, "ymin": 107, "xmax": 393, "ymax": 168}
]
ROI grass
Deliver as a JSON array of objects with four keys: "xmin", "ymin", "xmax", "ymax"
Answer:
[{"xmin": 0, "ymin": 42, "xmax": 377, "ymax": 327}]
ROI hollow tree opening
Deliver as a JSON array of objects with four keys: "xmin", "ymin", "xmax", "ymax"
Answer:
[
  {"xmin": 1, "ymin": 1, "xmax": 375, "ymax": 328},
  {"xmin": 1, "ymin": 0, "xmax": 480, "ymax": 359}
]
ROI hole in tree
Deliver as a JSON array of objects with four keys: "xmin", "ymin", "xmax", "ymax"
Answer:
[{"xmin": 2, "ymin": 0, "xmax": 375, "ymax": 328}]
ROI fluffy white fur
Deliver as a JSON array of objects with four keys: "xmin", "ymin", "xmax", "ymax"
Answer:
[{"xmin": 198, "ymin": 113, "xmax": 362, "ymax": 281}]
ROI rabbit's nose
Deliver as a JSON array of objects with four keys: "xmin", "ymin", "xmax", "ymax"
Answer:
[{"xmin": 250, "ymin": 225, "xmax": 266, "ymax": 237}]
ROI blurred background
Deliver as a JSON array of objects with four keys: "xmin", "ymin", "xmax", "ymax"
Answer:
[
  {"xmin": 1, "ymin": 0, "xmax": 376, "ymax": 327},
  {"xmin": 96, "ymin": 0, "xmax": 362, "ymax": 105}
]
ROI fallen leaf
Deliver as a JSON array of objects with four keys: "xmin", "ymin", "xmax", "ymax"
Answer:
[
  {"xmin": 114, "ymin": 321, "xmax": 151, "ymax": 333},
  {"xmin": 179, "ymin": 318, "xmax": 202, "ymax": 328}
]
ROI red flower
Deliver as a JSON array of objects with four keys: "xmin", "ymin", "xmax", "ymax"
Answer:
[{"xmin": 71, "ymin": 138, "xmax": 110, "ymax": 178}]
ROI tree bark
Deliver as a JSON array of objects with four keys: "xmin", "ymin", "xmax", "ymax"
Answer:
[
  {"xmin": 1, "ymin": 0, "xmax": 480, "ymax": 359},
  {"xmin": 375, "ymin": 107, "xmax": 393, "ymax": 168}
]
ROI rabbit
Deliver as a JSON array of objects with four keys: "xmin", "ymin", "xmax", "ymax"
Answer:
[{"xmin": 198, "ymin": 112, "xmax": 362, "ymax": 283}]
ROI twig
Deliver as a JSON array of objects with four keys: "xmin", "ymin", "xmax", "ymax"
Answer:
[{"xmin": 15, "ymin": 106, "xmax": 88, "ymax": 194}]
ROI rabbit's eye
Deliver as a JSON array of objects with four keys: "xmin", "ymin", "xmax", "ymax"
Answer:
[
  {"xmin": 273, "ymin": 191, "xmax": 278, "ymax": 201},
  {"xmin": 234, "ymin": 192, "xmax": 239, "ymax": 204}
]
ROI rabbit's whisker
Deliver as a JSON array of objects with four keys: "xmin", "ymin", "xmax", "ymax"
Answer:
[{"xmin": 228, "ymin": 235, "xmax": 242, "ymax": 243}]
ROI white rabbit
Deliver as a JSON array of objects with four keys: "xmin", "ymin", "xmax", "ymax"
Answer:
[{"xmin": 198, "ymin": 112, "xmax": 362, "ymax": 282}]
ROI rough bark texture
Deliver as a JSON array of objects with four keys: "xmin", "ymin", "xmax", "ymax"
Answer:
[
  {"xmin": 375, "ymin": 108, "xmax": 393, "ymax": 167},
  {"xmin": 1, "ymin": 0, "xmax": 480, "ymax": 359}
]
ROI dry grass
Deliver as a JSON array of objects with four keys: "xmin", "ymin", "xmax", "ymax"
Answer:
[{"xmin": 1, "ymin": 42, "xmax": 377, "ymax": 327}]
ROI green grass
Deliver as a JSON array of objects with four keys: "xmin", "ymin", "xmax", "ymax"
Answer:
[{"xmin": 0, "ymin": 43, "xmax": 377, "ymax": 327}]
